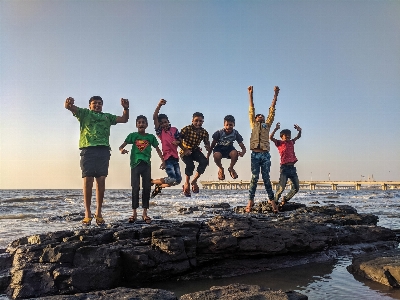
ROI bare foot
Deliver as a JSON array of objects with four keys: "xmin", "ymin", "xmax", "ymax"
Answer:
[
  {"xmin": 245, "ymin": 200, "xmax": 254, "ymax": 213},
  {"xmin": 191, "ymin": 181, "xmax": 200, "ymax": 193},
  {"xmin": 268, "ymin": 200, "xmax": 278, "ymax": 214},
  {"xmin": 228, "ymin": 167, "xmax": 238, "ymax": 179},
  {"xmin": 218, "ymin": 168, "xmax": 225, "ymax": 180}
]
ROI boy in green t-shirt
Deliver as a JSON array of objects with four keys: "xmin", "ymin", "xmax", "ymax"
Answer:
[
  {"xmin": 64, "ymin": 96, "xmax": 129, "ymax": 226},
  {"xmin": 119, "ymin": 115, "xmax": 165, "ymax": 224}
]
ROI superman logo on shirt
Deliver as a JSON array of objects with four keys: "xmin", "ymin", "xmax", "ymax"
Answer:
[{"xmin": 135, "ymin": 140, "xmax": 150, "ymax": 152}]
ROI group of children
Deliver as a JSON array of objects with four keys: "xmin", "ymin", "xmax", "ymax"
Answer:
[{"xmin": 65, "ymin": 86, "xmax": 302, "ymax": 226}]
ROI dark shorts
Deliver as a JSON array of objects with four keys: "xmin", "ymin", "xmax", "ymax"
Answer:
[
  {"xmin": 80, "ymin": 146, "xmax": 111, "ymax": 178},
  {"xmin": 213, "ymin": 145, "xmax": 236, "ymax": 159}
]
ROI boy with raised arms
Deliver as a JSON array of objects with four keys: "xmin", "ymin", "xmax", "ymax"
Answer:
[
  {"xmin": 270, "ymin": 122, "xmax": 302, "ymax": 210},
  {"xmin": 64, "ymin": 96, "xmax": 129, "ymax": 226},
  {"xmin": 246, "ymin": 86, "xmax": 280, "ymax": 214},
  {"xmin": 150, "ymin": 99, "xmax": 182, "ymax": 198}
]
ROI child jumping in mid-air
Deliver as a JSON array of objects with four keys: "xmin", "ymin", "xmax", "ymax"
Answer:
[
  {"xmin": 119, "ymin": 115, "xmax": 165, "ymax": 224},
  {"xmin": 150, "ymin": 99, "xmax": 182, "ymax": 198},
  {"xmin": 180, "ymin": 112, "xmax": 211, "ymax": 197},
  {"xmin": 207, "ymin": 115, "xmax": 246, "ymax": 180},
  {"xmin": 246, "ymin": 85, "xmax": 280, "ymax": 213},
  {"xmin": 270, "ymin": 122, "xmax": 302, "ymax": 210}
]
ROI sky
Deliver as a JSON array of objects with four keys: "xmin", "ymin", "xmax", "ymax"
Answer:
[{"xmin": 0, "ymin": 0, "xmax": 399, "ymax": 189}]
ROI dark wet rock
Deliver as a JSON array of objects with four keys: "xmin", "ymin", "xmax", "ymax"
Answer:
[
  {"xmin": 0, "ymin": 251, "xmax": 12, "ymax": 293},
  {"xmin": 235, "ymin": 201, "xmax": 306, "ymax": 214},
  {"xmin": 4, "ymin": 204, "xmax": 397, "ymax": 299},
  {"xmin": 203, "ymin": 203, "xmax": 231, "ymax": 209},
  {"xmin": 347, "ymin": 248, "xmax": 400, "ymax": 287},
  {"xmin": 179, "ymin": 241, "xmax": 398, "ymax": 281},
  {"xmin": 179, "ymin": 283, "xmax": 307, "ymax": 300},
  {"xmin": 177, "ymin": 207, "xmax": 199, "ymax": 214},
  {"xmin": 309, "ymin": 201, "xmax": 320, "ymax": 204},
  {"xmin": 30, "ymin": 287, "xmax": 177, "ymax": 299}
]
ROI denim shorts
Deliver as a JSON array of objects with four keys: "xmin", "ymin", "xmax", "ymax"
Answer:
[
  {"xmin": 80, "ymin": 146, "xmax": 111, "ymax": 178},
  {"xmin": 213, "ymin": 145, "xmax": 236, "ymax": 159},
  {"xmin": 164, "ymin": 157, "xmax": 182, "ymax": 185}
]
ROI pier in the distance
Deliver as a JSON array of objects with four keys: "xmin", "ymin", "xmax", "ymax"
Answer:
[{"xmin": 200, "ymin": 180, "xmax": 400, "ymax": 191}]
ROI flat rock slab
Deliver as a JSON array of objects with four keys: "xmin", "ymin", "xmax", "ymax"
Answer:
[
  {"xmin": 179, "ymin": 283, "xmax": 307, "ymax": 300},
  {"xmin": 348, "ymin": 248, "xmax": 400, "ymax": 287}
]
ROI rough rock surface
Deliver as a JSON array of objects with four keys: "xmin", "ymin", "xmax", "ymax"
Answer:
[
  {"xmin": 347, "ymin": 248, "xmax": 400, "ymax": 287},
  {"xmin": 179, "ymin": 283, "xmax": 307, "ymax": 300},
  {"xmin": 28, "ymin": 287, "xmax": 177, "ymax": 299},
  {"xmin": 25, "ymin": 284, "xmax": 308, "ymax": 300},
  {"xmin": 3, "ymin": 204, "xmax": 397, "ymax": 299},
  {"xmin": 0, "ymin": 251, "xmax": 12, "ymax": 292}
]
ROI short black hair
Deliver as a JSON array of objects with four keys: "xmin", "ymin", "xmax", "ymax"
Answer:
[
  {"xmin": 192, "ymin": 112, "xmax": 204, "ymax": 119},
  {"xmin": 255, "ymin": 113, "xmax": 265, "ymax": 119},
  {"xmin": 136, "ymin": 115, "xmax": 148, "ymax": 124},
  {"xmin": 89, "ymin": 96, "xmax": 103, "ymax": 104},
  {"xmin": 158, "ymin": 113, "xmax": 169, "ymax": 123},
  {"xmin": 280, "ymin": 129, "xmax": 291, "ymax": 137},
  {"xmin": 224, "ymin": 115, "xmax": 235, "ymax": 124}
]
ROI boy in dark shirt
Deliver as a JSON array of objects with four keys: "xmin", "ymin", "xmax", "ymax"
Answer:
[
  {"xmin": 207, "ymin": 115, "xmax": 246, "ymax": 180},
  {"xmin": 180, "ymin": 112, "xmax": 211, "ymax": 197}
]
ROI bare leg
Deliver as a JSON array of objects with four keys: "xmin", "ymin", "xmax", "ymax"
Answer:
[
  {"xmin": 191, "ymin": 172, "xmax": 201, "ymax": 185},
  {"xmin": 184, "ymin": 175, "xmax": 191, "ymax": 191},
  {"xmin": 151, "ymin": 178, "xmax": 170, "ymax": 188},
  {"xmin": 143, "ymin": 207, "xmax": 148, "ymax": 218},
  {"xmin": 213, "ymin": 152, "xmax": 225, "ymax": 180},
  {"xmin": 228, "ymin": 150, "xmax": 239, "ymax": 179},
  {"xmin": 83, "ymin": 177, "xmax": 94, "ymax": 218},
  {"xmin": 95, "ymin": 176, "xmax": 106, "ymax": 218},
  {"xmin": 228, "ymin": 150, "xmax": 238, "ymax": 170}
]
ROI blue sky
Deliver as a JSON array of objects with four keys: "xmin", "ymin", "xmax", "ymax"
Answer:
[{"xmin": 0, "ymin": 0, "xmax": 399, "ymax": 189}]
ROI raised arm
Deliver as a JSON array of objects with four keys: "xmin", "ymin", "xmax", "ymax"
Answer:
[
  {"xmin": 271, "ymin": 86, "xmax": 280, "ymax": 108},
  {"xmin": 116, "ymin": 98, "xmax": 130, "ymax": 123},
  {"xmin": 153, "ymin": 99, "xmax": 166, "ymax": 128},
  {"xmin": 248, "ymin": 86, "xmax": 255, "ymax": 129},
  {"xmin": 292, "ymin": 124, "xmax": 302, "ymax": 142},
  {"xmin": 269, "ymin": 122, "xmax": 280, "ymax": 142},
  {"xmin": 265, "ymin": 86, "xmax": 279, "ymax": 126},
  {"xmin": 64, "ymin": 97, "xmax": 78, "ymax": 115}
]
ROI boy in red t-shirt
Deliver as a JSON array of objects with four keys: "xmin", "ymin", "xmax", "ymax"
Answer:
[{"xmin": 270, "ymin": 122, "xmax": 302, "ymax": 210}]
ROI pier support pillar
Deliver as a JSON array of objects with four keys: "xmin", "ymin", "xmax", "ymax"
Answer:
[
  {"xmin": 331, "ymin": 184, "xmax": 337, "ymax": 191},
  {"xmin": 355, "ymin": 183, "xmax": 361, "ymax": 191},
  {"xmin": 382, "ymin": 184, "xmax": 387, "ymax": 191}
]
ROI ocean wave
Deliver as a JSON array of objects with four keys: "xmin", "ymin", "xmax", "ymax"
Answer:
[
  {"xmin": 0, "ymin": 196, "xmax": 64, "ymax": 203},
  {"xmin": 0, "ymin": 214, "xmax": 33, "ymax": 220}
]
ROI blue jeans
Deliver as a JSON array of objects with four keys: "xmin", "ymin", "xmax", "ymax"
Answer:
[
  {"xmin": 249, "ymin": 151, "xmax": 274, "ymax": 201},
  {"xmin": 164, "ymin": 157, "xmax": 182, "ymax": 185},
  {"xmin": 275, "ymin": 164, "xmax": 300, "ymax": 202}
]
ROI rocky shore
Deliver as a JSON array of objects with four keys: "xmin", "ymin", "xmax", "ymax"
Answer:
[{"xmin": 0, "ymin": 202, "xmax": 398, "ymax": 299}]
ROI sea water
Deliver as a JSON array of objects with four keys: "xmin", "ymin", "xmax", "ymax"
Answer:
[{"xmin": 1, "ymin": 188, "xmax": 400, "ymax": 299}]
